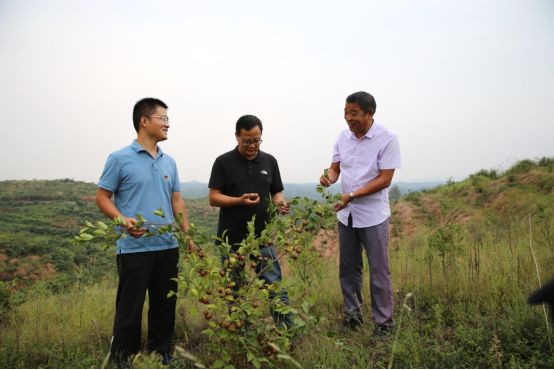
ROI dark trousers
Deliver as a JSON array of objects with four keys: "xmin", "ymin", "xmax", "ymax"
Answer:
[
  {"xmin": 338, "ymin": 216, "xmax": 393, "ymax": 325},
  {"xmin": 224, "ymin": 245, "xmax": 292, "ymax": 327},
  {"xmin": 111, "ymin": 248, "xmax": 179, "ymax": 364}
]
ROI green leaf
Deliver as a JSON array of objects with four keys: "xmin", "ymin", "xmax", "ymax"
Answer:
[
  {"xmin": 79, "ymin": 233, "xmax": 94, "ymax": 241},
  {"xmin": 222, "ymin": 350, "xmax": 231, "ymax": 362},
  {"xmin": 114, "ymin": 215, "xmax": 126, "ymax": 225},
  {"xmin": 96, "ymin": 221, "xmax": 108, "ymax": 230},
  {"xmin": 85, "ymin": 220, "xmax": 94, "ymax": 228},
  {"xmin": 153, "ymin": 208, "xmax": 165, "ymax": 217},
  {"xmin": 212, "ymin": 360, "xmax": 225, "ymax": 368},
  {"xmin": 251, "ymin": 357, "xmax": 260, "ymax": 369}
]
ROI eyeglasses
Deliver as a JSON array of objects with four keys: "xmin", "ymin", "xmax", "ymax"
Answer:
[
  {"xmin": 241, "ymin": 139, "xmax": 263, "ymax": 146},
  {"xmin": 147, "ymin": 115, "xmax": 169, "ymax": 123}
]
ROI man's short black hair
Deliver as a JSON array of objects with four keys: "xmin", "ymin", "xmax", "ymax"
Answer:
[
  {"xmin": 235, "ymin": 115, "xmax": 263, "ymax": 135},
  {"xmin": 132, "ymin": 98, "xmax": 168, "ymax": 133},
  {"xmin": 346, "ymin": 91, "xmax": 376, "ymax": 114}
]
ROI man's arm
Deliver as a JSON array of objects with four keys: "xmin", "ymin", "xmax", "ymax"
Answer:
[
  {"xmin": 171, "ymin": 192, "xmax": 191, "ymax": 232},
  {"xmin": 335, "ymin": 169, "xmax": 396, "ymax": 211},
  {"xmin": 95, "ymin": 188, "xmax": 145, "ymax": 238},
  {"xmin": 320, "ymin": 162, "xmax": 341, "ymax": 186},
  {"xmin": 209, "ymin": 188, "xmax": 261, "ymax": 208},
  {"xmin": 271, "ymin": 191, "xmax": 289, "ymax": 215}
]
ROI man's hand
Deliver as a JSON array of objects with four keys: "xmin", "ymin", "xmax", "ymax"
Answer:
[
  {"xmin": 320, "ymin": 169, "xmax": 332, "ymax": 187},
  {"xmin": 320, "ymin": 165, "xmax": 339, "ymax": 187},
  {"xmin": 240, "ymin": 193, "xmax": 260, "ymax": 205},
  {"xmin": 333, "ymin": 193, "xmax": 351, "ymax": 212},
  {"xmin": 124, "ymin": 217, "xmax": 147, "ymax": 238},
  {"xmin": 277, "ymin": 201, "xmax": 290, "ymax": 215}
]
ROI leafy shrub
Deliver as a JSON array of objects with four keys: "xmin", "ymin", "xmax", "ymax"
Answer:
[
  {"xmin": 74, "ymin": 187, "xmax": 342, "ymax": 368},
  {"xmin": 538, "ymin": 157, "xmax": 554, "ymax": 169},
  {"xmin": 475, "ymin": 169, "xmax": 499, "ymax": 179},
  {"xmin": 507, "ymin": 159, "xmax": 536, "ymax": 174},
  {"xmin": 405, "ymin": 191, "xmax": 421, "ymax": 204},
  {"xmin": 0, "ymin": 281, "xmax": 13, "ymax": 320}
]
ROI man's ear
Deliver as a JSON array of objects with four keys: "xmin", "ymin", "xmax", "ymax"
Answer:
[{"xmin": 140, "ymin": 116, "xmax": 149, "ymax": 129}]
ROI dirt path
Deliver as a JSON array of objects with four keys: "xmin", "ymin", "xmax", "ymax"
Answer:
[{"xmin": 392, "ymin": 200, "xmax": 417, "ymax": 238}]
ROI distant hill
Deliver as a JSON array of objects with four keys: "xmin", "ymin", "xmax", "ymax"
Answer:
[
  {"xmin": 0, "ymin": 179, "xmax": 111, "ymax": 288},
  {"xmin": 0, "ymin": 180, "xmax": 218, "ymax": 289},
  {"xmin": 181, "ymin": 181, "xmax": 444, "ymax": 199}
]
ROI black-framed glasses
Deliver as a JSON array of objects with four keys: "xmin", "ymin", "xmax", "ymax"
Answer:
[
  {"xmin": 241, "ymin": 139, "xmax": 263, "ymax": 146},
  {"xmin": 147, "ymin": 115, "xmax": 169, "ymax": 123}
]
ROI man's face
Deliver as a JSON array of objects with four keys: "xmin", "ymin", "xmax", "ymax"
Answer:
[
  {"xmin": 344, "ymin": 102, "xmax": 373, "ymax": 135},
  {"xmin": 143, "ymin": 106, "xmax": 169, "ymax": 141},
  {"xmin": 236, "ymin": 126, "xmax": 262, "ymax": 160}
]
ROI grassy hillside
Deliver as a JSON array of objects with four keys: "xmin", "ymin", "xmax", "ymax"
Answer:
[
  {"xmin": 390, "ymin": 157, "xmax": 553, "ymax": 301},
  {"xmin": 0, "ymin": 179, "xmax": 112, "ymax": 292},
  {"xmin": 393, "ymin": 158, "xmax": 553, "ymax": 236},
  {"xmin": 0, "ymin": 179, "xmax": 218, "ymax": 307},
  {"xmin": 0, "ymin": 158, "xmax": 553, "ymax": 368}
]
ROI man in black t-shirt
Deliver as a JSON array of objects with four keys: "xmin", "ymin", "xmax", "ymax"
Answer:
[{"xmin": 208, "ymin": 114, "xmax": 292, "ymax": 327}]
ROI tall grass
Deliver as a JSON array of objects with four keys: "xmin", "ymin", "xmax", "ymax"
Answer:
[{"xmin": 1, "ymin": 214, "xmax": 553, "ymax": 368}]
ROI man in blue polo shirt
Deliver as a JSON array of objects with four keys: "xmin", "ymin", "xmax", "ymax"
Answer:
[{"xmin": 96, "ymin": 97, "xmax": 191, "ymax": 367}]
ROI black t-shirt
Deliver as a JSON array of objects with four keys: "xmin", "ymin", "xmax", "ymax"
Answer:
[{"xmin": 208, "ymin": 147, "xmax": 284, "ymax": 246}]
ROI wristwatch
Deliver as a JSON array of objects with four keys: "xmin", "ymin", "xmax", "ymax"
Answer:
[{"xmin": 348, "ymin": 192, "xmax": 355, "ymax": 201}]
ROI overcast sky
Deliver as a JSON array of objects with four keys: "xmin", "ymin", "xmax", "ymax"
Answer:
[{"xmin": 1, "ymin": 0, "xmax": 553, "ymax": 184}]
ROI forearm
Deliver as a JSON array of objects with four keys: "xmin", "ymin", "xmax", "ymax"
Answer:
[
  {"xmin": 327, "ymin": 165, "xmax": 340, "ymax": 184},
  {"xmin": 209, "ymin": 192, "xmax": 242, "ymax": 208},
  {"xmin": 351, "ymin": 169, "xmax": 395, "ymax": 199},
  {"xmin": 209, "ymin": 187, "xmax": 261, "ymax": 208},
  {"xmin": 96, "ymin": 189, "xmax": 122, "ymax": 220},
  {"xmin": 352, "ymin": 179, "xmax": 389, "ymax": 198},
  {"xmin": 172, "ymin": 195, "xmax": 190, "ymax": 231},
  {"xmin": 271, "ymin": 192, "xmax": 285, "ymax": 205}
]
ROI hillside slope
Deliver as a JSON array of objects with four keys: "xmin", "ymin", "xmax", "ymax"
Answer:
[
  {"xmin": 0, "ymin": 179, "xmax": 109, "ymax": 288},
  {"xmin": 392, "ymin": 158, "xmax": 553, "ymax": 240},
  {"xmin": 0, "ymin": 180, "xmax": 219, "ymax": 289}
]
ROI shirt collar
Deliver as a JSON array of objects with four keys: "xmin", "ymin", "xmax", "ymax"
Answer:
[
  {"xmin": 366, "ymin": 120, "xmax": 377, "ymax": 139},
  {"xmin": 349, "ymin": 120, "xmax": 377, "ymax": 141},
  {"xmin": 233, "ymin": 146, "xmax": 259, "ymax": 163},
  {"xmin": 131, "ymin": 139, "xmax": 163, "ymax": 158}
]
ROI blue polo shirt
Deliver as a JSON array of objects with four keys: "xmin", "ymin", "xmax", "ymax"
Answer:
[{"xmin": 98, "ymin": 140, "xmax": 180, "ymax": 254}]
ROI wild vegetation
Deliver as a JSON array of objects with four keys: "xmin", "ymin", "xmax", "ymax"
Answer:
[{"xmin": 0, "ymin": 157, "xmax": 553, "ymax": 368}]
